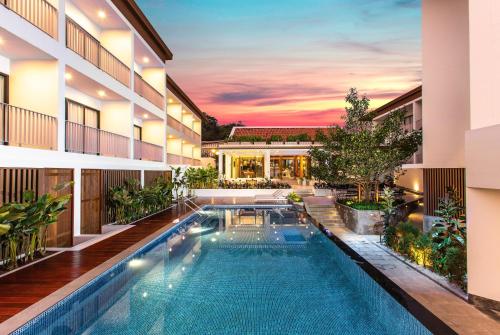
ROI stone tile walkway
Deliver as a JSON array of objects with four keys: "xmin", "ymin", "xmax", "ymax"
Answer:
[{"xmin": 329, "ymin": 227, "xmax": 500, "ymax": 335}]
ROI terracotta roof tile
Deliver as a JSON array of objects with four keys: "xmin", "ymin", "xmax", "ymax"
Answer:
[{"xmin": 231, "ymin": 127, "xmax": 327, "ymax": 140}]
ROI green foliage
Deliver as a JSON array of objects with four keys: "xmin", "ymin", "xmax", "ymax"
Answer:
[
  {"xmin": 171, "ymin": 166, "xmax": 186, "ymax": 200},
  {"xmin": 201, "ymin": 112, "xmax": 243, "ymax": 141},
  {"xmin": 309, "ymin": 88, "xmax": 422, "ymax": 201},
  {"xmin": 431, "ymin": 187, "xmax": 467, "ymax": 287},
  {"xmin": 218, "ymin": 179, "xmax": 291, "ymax": 189},
  {"xmin": 269, "ymin": 135, "xmax": 283, "ymax": 142},
  {"xmin": 337, "ymin": 199, "xmax": 383, "ymax": 210},
  {"xmin": 287, "ymin": 192, "xmax": 302, "ymax": 202},
  {"xmin": 108, "ymin": 177, "xmax": 173, "ymax": 225},
  {"xmin": 229, "ymin": 135, "xmax": 266, "ymax": 143},
  {"xmin": 286, "ymin": 133, "xmax": 310, "ymax": 142},
  {"xmin": 184, "ymin": 166, "xmax": 219, "ymax": 189},
  {"xmin": 0, "ymin": 182, "xmax": 72, "ymax": 269}
]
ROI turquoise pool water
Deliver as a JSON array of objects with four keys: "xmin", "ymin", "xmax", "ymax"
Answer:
[{"xmin": 15, "ymin": 206, "xmax": 432, "ymax": 335}]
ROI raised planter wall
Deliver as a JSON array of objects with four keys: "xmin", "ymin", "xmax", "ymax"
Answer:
[
  {"xmin": 335, "ymin": 202, "xmax": 381, "ymax": 235},
  {"xmin": 193, "ymin": 188, "xmax": 293, "ymax": 197},
  {"xmin": 314, "ymin": 188, "xmax": 332, "ymax": 197}
]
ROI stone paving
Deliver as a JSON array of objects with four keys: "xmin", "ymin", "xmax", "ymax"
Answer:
[{"xmin": 330, "ymin": 227, "xmax": 500, "ymax": 335}]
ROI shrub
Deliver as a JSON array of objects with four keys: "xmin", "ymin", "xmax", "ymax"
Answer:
[
  {"xmin": 229, "ymin": 135, "xmax": 265, "ymax": 142},
  {"xmin": 444, "ymin": 246, "xmax": 467, "ymax": 285},
  {"xmin": 287, "ymin": 192, "xmax": 302, "ymax": 202},
  {"xmin": 286, "ymin": 133, "xmax": 310, "ymax": 142},
  {"xmin": 395, "ymin": 221, "xmax": 419, "ymax": 255},
  {"xmin": 184, "ymin": 166, "xmax": 218, "ymax": 189},
  {"xmin": 218, "ymin": 179, "xmax": 291, "ymax": 189},
  {"xmin": 269, "ymin": 135, "xmax": 283, "ymax": 142}
]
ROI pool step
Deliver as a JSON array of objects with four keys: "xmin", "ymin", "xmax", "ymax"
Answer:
[{"xmin": 305, "ymin": 203, "xmax": 345, "ymax": 228}]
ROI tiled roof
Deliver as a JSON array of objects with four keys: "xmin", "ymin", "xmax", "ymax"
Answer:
[{"xmin": 231, "ymin": 127, "xmax": 328, "ymax": 140}]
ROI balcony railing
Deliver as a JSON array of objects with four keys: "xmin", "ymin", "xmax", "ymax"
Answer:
[
  {"xmin": 134, "ymin": 139, "xmax": 163, "ymax": 162},
  {"xmin": 167, "ymin": 117, "xmax": 202, "ymax": 143},
  {"xmin": 65, "ymin": 121, "xmax": 129, "ymax": 158},
  {"xmin": 166, "ymin": 153, "xmax": 183, "ymax": 165},
  {"xmin": 134, "ymin": 73, "xmax": 164, "ymax": 109},
  {"xmin": 66, "ymin": 18, "xmax": 130, "ymax": 87},
  {"xmin": 1, "ymin": 0, "xmax": 58, "ymax": 38},
  {"xmin": 0, "ymin": 103, "xmax": 57, "ymax": 150}
]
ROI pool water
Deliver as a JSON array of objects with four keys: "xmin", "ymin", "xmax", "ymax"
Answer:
[{"xmin": 15, "ymin": 206, "xmax": 432, "ymax": 335}]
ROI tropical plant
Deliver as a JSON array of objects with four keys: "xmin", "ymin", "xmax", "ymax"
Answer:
[
  {"xmin": 108, "ymin": 177, "xmax": 174, "ymax": 225},
  {"xmin": 431, "ymin": 187, "xmax": 467, "ymax": 286},
  {"xmin": 380, "ymin": 187, "xmax": 396, "ymax": 232},
  {"xmin": 310, "ymin": 88, "xmax": 422, "ymax": 202},
  {"xmin": 229, "ymin": 135, "xmax": 265, "ymax": 143},
  {"xmin": 218, "ymin": 179, "xmax": 291, "ymax": 189},
  {"xmin": 287, "ymin": 192, "xmax": 302, "ymax": 203},
  {"xmin": 171, "ymin": 166, "xmax": 186, "ymax": 200},
  {"xmin": 184, "ymin": 165, "xmax": 219, "ymax": 189},
  {"xmin": 0, "ymin": 182, "xmax": 72, "ymax": 269}
]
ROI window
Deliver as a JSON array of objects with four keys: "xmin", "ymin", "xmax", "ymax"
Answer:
[
  {"xmin": 0, "ymin": 73, "xmax": 7, "ymax": 104},
  {"xmin": 133, "ymin": 125, "xmax": 142, "ymax": 141},
  {"xmin": 66, "ymin": 99, "xmax": 99, "ymax": 128}
]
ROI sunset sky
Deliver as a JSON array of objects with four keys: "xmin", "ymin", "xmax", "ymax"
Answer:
[{"xmin": 138, "ymin": 0, "xmax": 421, "ymax": 126}]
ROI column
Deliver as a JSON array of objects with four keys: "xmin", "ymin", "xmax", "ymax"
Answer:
[
  {"xmin": 224, "ymin": 153, "xmax": 232, "ymax": 179},
  {"xmin": 73, "ymin": 168, "xmax": 81, "ymax": 236},
  {"xmin": 218, "ymin": 151, "xmax": 223, "ymax": 177},
  {"xmin": 264, "ymin": 150, "xmax": 271, "ymax": 179}
]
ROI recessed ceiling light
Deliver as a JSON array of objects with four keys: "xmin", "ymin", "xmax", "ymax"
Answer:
[
  {"xmin": 142, "ymin": 57, "xmax": 149, "ymax": 63},
  {"xmin": 97, "ymin": 10, "xmax": 106, "ymax": 19},
  {"xmin": 97, "ymin": 90, "xmax": 106, "ymax": 97},
  {"xmin": 143, "ymin": 113, "xmax": 148, "ymax": 118},
  {"xmin": 65, "ymin": 72, "xmax": 73, "ymax": 80},
  {"xmin": 168, "ymin": 135, "xmax": 174, "ymax": 139},
  {"xmin": 168, "ymin": 98, "xmax": 174, "ymax": 103},
  {"xmin": 0, "ymin": 36, "xmax": 4, "ymax": 45}
]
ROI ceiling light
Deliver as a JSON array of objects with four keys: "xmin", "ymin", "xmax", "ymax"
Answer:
[
  {"xmin": 65, "ymin": 72, "xmax": 73, "ymax": 80},
  {"xmin": 97, "ymin": 90, "xmax": 106, "ymax": 97},
  {"xmin": 143, "ymin": 113, "xmax": 148, "ymax": 118},
  {"xmin": 0, "ymin": 37, "xmax": 4, "ymax": 45},
  {"xmin": 168, "ymin": 135, "xmax": 174, "ymax": 139},
  {"xmin": 143, "ymin": 57, "xmax": 149, "ymax": 63},
  {"xmin": 97, "ymin": 10, "xmax": 106, "ymax": 19},
  {"xmin": 168, "ymin": 98, "xmax": 174, "ymax": 103}
]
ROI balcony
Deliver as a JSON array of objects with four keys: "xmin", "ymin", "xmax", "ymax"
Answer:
[
  {"xmin": 65, "ymin": 121, "xmax": 129, "ymax": 158},
  {"xmin": 167, "ymin": 117, "xmax": 202, "ymax": 143},
  {"xmin": 66, "ymin": 18, "xmax": 130, "ymax": 87},
  {"xmin": 134, "ymin": 139, "xmax": 163, "ymax": 162},
  {"xmin": 1, "ymin": 0, "xmax": 58, "ymax": 38},
  {"xmin": 166, "ymin": 153, "xmax": 184, "ymax": 165},
  {"xmin": 0, "ymin": 103, "xmax": 57, "ymax": 150},
  {"xmin": 134, "ymin": 73, "xmax": 164, "ymax": 110}
]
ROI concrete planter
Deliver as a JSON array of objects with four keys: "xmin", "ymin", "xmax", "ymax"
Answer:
[
  {"xmin": 335, "ymin": 202, "xmax": 382, "ymax": 235},
  {"xmin": 193, "ymin": 188, "xmax": 293, "ymax": 197},
  {"xmin": 314, "ymin": 188, "xmax": 332, "ymax": 197}
]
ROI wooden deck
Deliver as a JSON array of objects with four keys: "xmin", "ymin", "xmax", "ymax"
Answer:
[{"xmin": 0, "ymin": 203, "xmax": 196, "ymax": 323}]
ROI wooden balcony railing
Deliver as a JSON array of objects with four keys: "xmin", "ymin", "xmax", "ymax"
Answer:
[
  {"xmin": 166, "ymin": 153, "xmax": 183, "ymax": 165},
  {"xmin": 0, "ymin": 103, "xmax": 57, "ymax": 150},
  {"xmin": 134, "ymin": 139, "xmax": 163, "ymax": 162},
  {"xmin": 167, "ymin": 117, "xmax": 201, "ymax": 144},
  {"xmin": 134, "ymin": 73, "xmax": 164, "ymax": 109},
  {"xmin": 66, "ymin": 18, "xmax": 130, "ymax": 87},
  {"xmin": 1, "ymin": 0, "xmax": 58, "ymax": 38},
  {"xmin": 167, "ymin": 117, "xmax": 184, "ymax": 133},
  {"xmin": 65, "ymin": 121, "xmax": 129, "ymax": 158}
]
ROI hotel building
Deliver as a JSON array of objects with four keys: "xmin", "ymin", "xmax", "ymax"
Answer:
[
  {"xmin": 203, "ymin": 127, "xmax": 326, "ymax": 181},
  {"xmin": 376, "ymin": 0, "xmax": 499, "ymax": 309},
  {"xmin": 0, "ymin": 0, "xmax": 202, "ymax": 247}
]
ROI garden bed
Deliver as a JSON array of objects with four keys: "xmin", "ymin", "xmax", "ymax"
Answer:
[
  {"xmin": 335, "ymin": 201, "xmax": 382, "ymax": 234},
  {"xmin": 193, "ymin": 188, "xmax": 293, "ymax": 197}
]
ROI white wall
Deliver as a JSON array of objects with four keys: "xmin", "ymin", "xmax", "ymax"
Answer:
[
  {"xmin": 100, "ymin": 101, "xmax": 131, "ymax": 137},
  {"xmin": 9, "ymin": 60, "xmax": 59, "ymax": 116},
  {"xmin": 142, "ymin": 120, "xmax": 164, "ymax": 146},
  {"xmin": 467, "ymin": 188, "xmax": 500, "ymax": 302},
  {"xmin": 0, "ymin": 55, "xmax": 10, "ymax": 74},
  {"xmin": 422, "ymin": 0, "xmax": 469, "ymax": 168},
  {"xmin": 100, "ymin": 30, "xmax": 133, "ymax": 66}
]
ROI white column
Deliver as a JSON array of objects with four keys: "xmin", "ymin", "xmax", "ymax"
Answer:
[
  {"xmin": 264, "ymin": 150, "xmax": 271, "ymax": 179},
  {"xmin": 224, "ymin": 153, "xmax": 232, "ymax": 179},
  {"xmin": 56, "ymin": 0, "xmax": 66, "ymax": 152},
  {"xmin": 140, "ymin": 170, "xmax": 145, "ymax": 187},
  {"xmin": 218, "ymin": 151, "xmax": 223, "ymax": 177},
  {"xmin": 73, "ymin": 167, "xmax": 81, "ymax": 236}
]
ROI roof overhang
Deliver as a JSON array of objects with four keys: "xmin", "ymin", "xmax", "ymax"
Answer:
[{"xmin": 167, "ymin": 75, "xmax": 206, "ymax": 121}]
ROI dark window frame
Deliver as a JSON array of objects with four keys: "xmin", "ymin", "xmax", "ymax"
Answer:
[{"xmin": 0, "ymin": 72, "xmax": 9, "ymax": 104}]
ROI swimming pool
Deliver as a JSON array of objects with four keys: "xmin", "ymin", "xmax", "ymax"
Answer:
[{"xmin": 14, "ymin": 206, "xmax": 433, "ymax": 335}]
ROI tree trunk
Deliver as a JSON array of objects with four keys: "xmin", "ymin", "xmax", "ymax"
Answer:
[{"xmin": 363, "ymin": 182, "xmax": 371, "ymax": 202}]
